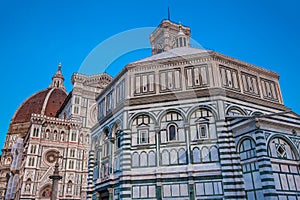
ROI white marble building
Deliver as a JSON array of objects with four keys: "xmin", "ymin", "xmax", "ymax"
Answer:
[
  {"xmin": 88, "ymin": 20, "xmax": 300, "ymax": 200},
  {"xmin": 1, "ymin": 66, "xmax": 112, "ymax": 200}
]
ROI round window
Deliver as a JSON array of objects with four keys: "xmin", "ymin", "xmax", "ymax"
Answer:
[{"xmin": 45, "ymin": 151, "xmax": 58, "ymax": 164}]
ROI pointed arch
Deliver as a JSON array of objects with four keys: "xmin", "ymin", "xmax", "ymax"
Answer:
[{"xmin": 40, "ymin": 184, "xmax": 51, "ymax": 198}]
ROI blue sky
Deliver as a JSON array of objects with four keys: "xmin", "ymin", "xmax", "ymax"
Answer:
[{"xmin": 0, "ymin": 0, "xmax": 299, "ymax": 150}]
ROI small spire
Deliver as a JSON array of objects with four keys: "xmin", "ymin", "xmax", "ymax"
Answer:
[
  {"xmin": 49, "ymin": 62, "xmax": 66, "ymax": 90},
  {"xmin": 58, "ymin": 62, "xmax": 62, "ymax": 71}
]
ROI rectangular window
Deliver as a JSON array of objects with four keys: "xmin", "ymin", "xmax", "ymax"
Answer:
[
  {"xmin": 116, "ymin": 79, "xmax": 125, "ymax": 104},
  {"xmin": 106, "ymin": 91, "xmax": 114, "ymax": 113},
  {"xmin": 30, "ymin": 145, "xmax": 36, "ymax": 154},
  {"xmin": 167, "ymin": 124, "xmax": 177, "ymax": 141},
  {"xmin": 162, "ymin": 183, "xmax": 189, "ymax": 198},
  {"xmin": 185, "ymin": 65, "xmax": 208, "ymax": 89},
  {"xmin": 219, "ymin": 65, "xmax": 240, "ymax": 90},
  {"xmin": 134, "ymin": 73, "xmax": 155, "ymax": 95},
  {"xmin": 69, "ymin": 160, "xmax": 74, "ymax": 169},
  {"xmin": 102, "ymin": 142, "xmax": 109, "ymax": 157},
  {"xmin": 261, "ymin": 78, "xmax": 278, "ymax": 101},
  {"xmin": 28, "ymin": 157, "xmax": 35, "ymax": 166},
  {"xmin": 74, "ymin": 96, "xmax": 80, "ymax": 104},
  {"xmin": 148, "ymin": 74, "xmax": 154, "ymax": 92},
  {"xmin": 98, "ymin": 99, "xmax": 105, "ymax": 120},
  {"xmin": 241, "ymin": 72, "xmax": 260, "ymax": 96},
  {"xmin": 116, "ymin": 136, "xmax": 121, "ymax": 149},
  {"xmin": 186, "ymin": 68, "xmax": 193, "ymax": 87},
  {"xmin": 71, "ymin": 132, "xmax": 77, "ymax": 141},
  {"xmin": 160, "ymin": 69, "xmax": 181, "ymax": 92},
  {"xmin": 132, "ymin": 185, "xmax": 156, "ymax": 199},
  {"xmin": 195, "ymin": 181, "xmax": 223, "ymax": 196},
  {"xmin": 33, "ymin": 128, "xmax": 39, "ymax": 137},
  {"xmin": 73, "ymin": 106, "xmax": 79, "ymax": 114},
  {"xmin": 139, "ymin": 129, "xmax": 149, "ymax": 144},
  {"xmin": 70, "ymin": 149, "xmax": 75, "ymax": 157},
  {"xmin": 197, "ymin": 124, "xmax": 208, "ymax": 138}
]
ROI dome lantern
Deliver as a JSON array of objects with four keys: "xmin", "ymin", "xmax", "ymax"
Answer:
[{"xmin": 49, "ymin": 63, "xmax": 66, "ymax": 91}]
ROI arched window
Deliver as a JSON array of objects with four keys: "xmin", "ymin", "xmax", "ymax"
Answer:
[
  {"xmin": 140, "ymin": 152, "xmax": 148, "ymax": 167},
  {"xmin": 239, "ymin": 138, "xmax": 256, "ymax": 161},
  {"xmin": 6, "ymin": 157, "xmax": 11, "ymax": 165},
  {"xmin": 148, "ymin": 151, "xmax": 156, "ymax": 167},
  {"xmin": 170, "ymin": 149, "xmax": 178, "ymax": 165},
  {"xmin": 201, "ymin": 147, "xmax": 210, "ymax": 162},
  {"xmin": 85, "ymin": 134, "xmax": 90, "ymax": 144},
  {"xmin": 178, "ymin": 149, "xmax": 186, "ymax": 164},
  {"xmin": 168, "ymin": 124, "xmax": 177, "ymax": 141},
  {"xmin": 210, "ymin": 146, "xmax": 219, "ymax": 162},
  {"xmin": 226, "ymin": 107, "xmax": 246, "ymax": 116},
  {"xmin": 25, "ymin": 178, "xmax": 31, "ymax": 192},
  {"xmin": 268, "ymin": 137, "xmax": 300, "ymax": 196},
  {"xmin": 40, "ymin": 185, "xmax": 51, "ymax": 197},
  {"xmin": 79, "ymin": 134, "xmax": 83, "ymax": 144},
  {"xmin": 161, "ymin": 150, "xmax": 170, "ymax": 165},
  {"xmin": 251, "ymin": 111, "xmax": 263, "ymax": 117},
  {"xmin": 67, "ymin": 180, "xmax": 72, "ymax": 193},
  {"xmin": 53, "ymin": 130, "xmax": 58, "ymax": 140},
  {"xmin": 61, "ymin": 131, "xmax": 65, "ymax": 141},
  {"xmin": 44, "ymin": 129, "xmax": 50, "ymax": 139},
  {"xmin": 268, "ymin": 137, "xmax": 297, "ymax": 160},
  {"xmin": 115, "ymin": 132, "xmax": 121, "ymax": 149},
  {"xmin": 132, "ymin": 152, "xmax": 139, "ymax": 167},
  {"xmin": 131, "ymin": 114, "xmax": 154, "ymax": 146},
  {"xmin": 192, "ymin": 147, "xmax": 201, "ymax": 163},
  {"xmin": 189, "ymin": 108, "xmax": 216, "ymax": 140}
]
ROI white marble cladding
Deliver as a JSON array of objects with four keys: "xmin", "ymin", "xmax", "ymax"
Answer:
[{"xmin": 96, "ymin": 51, "xmax": 283, "ymax": 123}]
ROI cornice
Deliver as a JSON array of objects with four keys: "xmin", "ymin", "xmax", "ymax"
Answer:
[
  {"xmin": 124, "ymin": 50, "xmax": 278, "ymax": 80},
  {"xmin": 30, "ymin": 114, "xmax": 81, "ymax": 128},
  {"xmin": 72, "ymin": 72, "xmax": 112, "ymax": 86},
  {"xmin": 210, "ymin": 52, "xmax": 279, "ymax": 78}
]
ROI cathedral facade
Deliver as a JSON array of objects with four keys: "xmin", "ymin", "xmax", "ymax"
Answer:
[
  {"xmin": 0, "ymin": 66, "xmax": 112, "ymax": 199},
  {"xmin": 87, "ymin": 20, "xmax": 300, "ymax": 200}
]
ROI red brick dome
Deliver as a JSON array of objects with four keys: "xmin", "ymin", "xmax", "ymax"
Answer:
[
  {"xmin": 11, "ymin": 88, "xmax": 67, "ymax": 124},
  {"xmin": 11, "ymin": 64, "xmax": 68, "ymax": 124}
]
